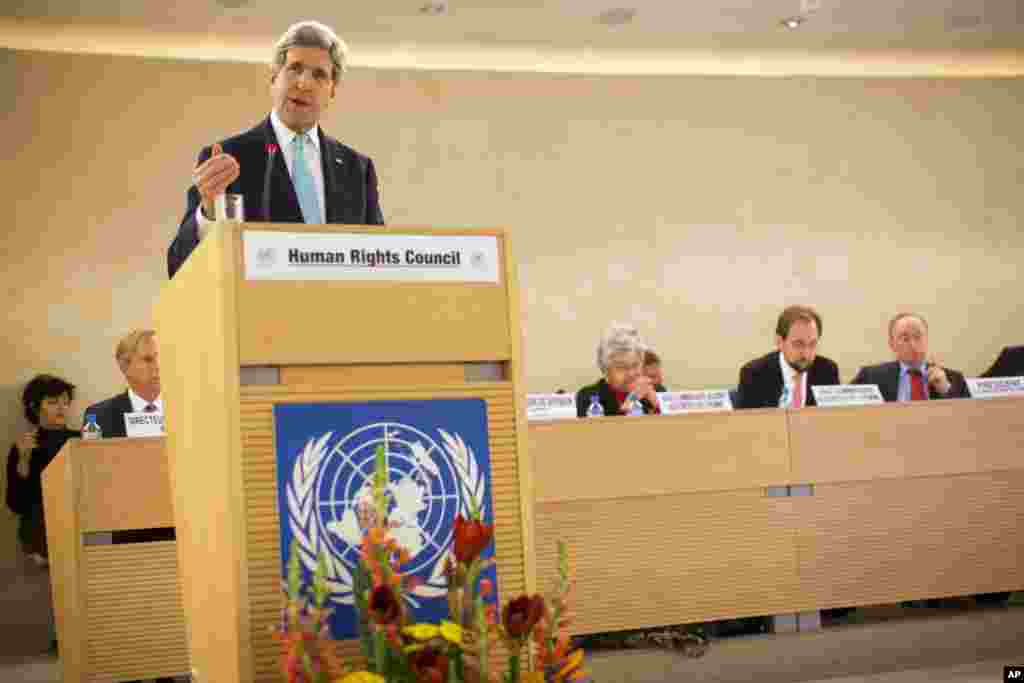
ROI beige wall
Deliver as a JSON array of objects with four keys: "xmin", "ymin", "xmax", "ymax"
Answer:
[{"xmin": 2, "ymin": 48, "xmax": 1022, "ymax": 562}]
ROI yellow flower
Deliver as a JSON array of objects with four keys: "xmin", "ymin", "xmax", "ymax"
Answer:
[
  {"xmin": 522, "ymin": 673, "xmax": 546, "ymax": 683},
  {"xmin": 555, "ymin": 649, "xmax": 585, "ymax": 681},
  {"xmin": 402, "ymin": 623, "xmax": 441, "ymax": 641},
  {"xmin": 335, "ymin": 673, "xmax": 385, "ymax": 683},
  {"xmin": 439, "ymin": 620, "xmax": 463, "ymax": 645}
]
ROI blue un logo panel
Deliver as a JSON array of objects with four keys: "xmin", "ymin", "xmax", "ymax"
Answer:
[{"xmin": 274, "ymin": 399, "xmax": 498, "ymax": 638}]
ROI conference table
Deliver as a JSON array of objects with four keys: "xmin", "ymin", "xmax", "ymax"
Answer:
[{"xmin": 530, "ymin": 397, "xmax": 1024, "ymax": 634}]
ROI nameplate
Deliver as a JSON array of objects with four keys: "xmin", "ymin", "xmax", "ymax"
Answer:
[
  {"xmin": 657, "ymin": 390, "xmax": 733, "ymax": 415},
  {"xmin": 966, "ymin": 376, "xmax": 1024, "ymax": 399},
  {"xmin": 123, "ymin": 412, "xmax": 165, "ymax": 437},
  {"xmin": 527, "ymin": 394, "xmax": 577, "ymax": 421},
  {"xmin": 811, "ymin": 384, "xmax": 884, "ymax": 407},
  {"xmin": 243, "ymin": 231, "xmax": 500, "ymax": 283}
]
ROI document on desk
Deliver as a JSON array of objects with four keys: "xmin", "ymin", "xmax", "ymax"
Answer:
[
  {"xmin": 966, "ymin": 376, "xmax": 1024, "ymax": 399},
  {"xmin": 657, "ymin": 390, "xmax": 733, "ymax": 415},
  {"xmin": 811, "ymin": 384, "xmax": 883, "ymax": 407},
  {"xmin": 527, "ymin": 394, "xmax": 577, "ymax": 421}
]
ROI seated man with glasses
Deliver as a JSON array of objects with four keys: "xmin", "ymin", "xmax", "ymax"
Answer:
[
  {"xmin": 169, "ymin": 20, "xmax": 385, "ymax": 277},
  {"xmin": 851, "ymin": 312, "xmax": 969, "ymax": 402}
]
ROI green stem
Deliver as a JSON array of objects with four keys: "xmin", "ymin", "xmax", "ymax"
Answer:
[
  {"xmin": 509, "ymin": 653, "xmax": 521, "ymax": 683},
  {"xmin": 373, "ymin": 629, "xmax": 386, "ymax": 675}
]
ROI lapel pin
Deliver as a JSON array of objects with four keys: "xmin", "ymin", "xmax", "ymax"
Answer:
[{"xmin": 335, "ymin": 157, "xmax": 344, "ymax": 165}]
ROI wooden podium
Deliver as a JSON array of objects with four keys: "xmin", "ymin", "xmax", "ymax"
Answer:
[
  {"xmin": 41, "ymin": 436, "xmax": 188, "ymax": 682},
  {"xmin": 155, "ymin": 223, "xmax": 533, "ymax": 683}
]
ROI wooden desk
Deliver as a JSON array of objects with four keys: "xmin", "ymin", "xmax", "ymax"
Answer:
[
  {"xmin": 531, "ymin": 399, "xmax": 1024, "ymax": 633},
  {"xmin": 42, "ymin": 437, "xmax": 189, "ymax": 682}
]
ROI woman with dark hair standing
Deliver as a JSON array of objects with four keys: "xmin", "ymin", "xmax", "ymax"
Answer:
[{"xmin": 6, "ymin": 374, "xmax": 77, "ymax": 566}]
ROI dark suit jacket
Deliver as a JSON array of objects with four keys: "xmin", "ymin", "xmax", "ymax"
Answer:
[
  {"xmin": 83, "ymin": 391, "xmax": 132, "ymax": 439},
  {"xmin": 851, "ymin": 361, "xmax": 970, "ymax": 402},
  {"xmin": 575, "ymin": 378, "xmax": 665, "ymax": 417},
  {"xmin": 736, "ymin": 351, "xmax": 840, "ymax": 410},
  {"xmin": 981, "ymin": 345, "xmax": 1024, "ymax": 378},
  {"xmin": 168, "ymin": 117, "xmax": 385, "ymax": 277}
]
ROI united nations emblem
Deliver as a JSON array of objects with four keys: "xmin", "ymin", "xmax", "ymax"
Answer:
[
  {"xmin": 256, "ymin": 247, "xmax": 276, "ymax": 267},
  {"xmin": 285, "ymin": 421, "xmax": 488, "ymax": 610}
]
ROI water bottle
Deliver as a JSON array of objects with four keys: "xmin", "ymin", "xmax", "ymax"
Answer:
[
  {"xmin": 586, "ymin": 394, "xmax": 605, "ymax": 417},
  {"xmin": 625, "ymin": 392, "xmax": 645, "ymax": 416},
  {"xmin": 81, "ymin": 413, "xmax": 102, "ymax": 440}
]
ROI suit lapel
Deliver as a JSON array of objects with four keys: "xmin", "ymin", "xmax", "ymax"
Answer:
[
  {"xmin": 884, "ymin": 363, "xmax": 902, "ymax": 402},
  {"xmin": 115, "ymin": 392, "xmax": 133, "ymax": 437},
  {"xmin": 262, "ymin": 117, "xmax": 303, "ymax": 222},
  {"xmin": 319, "ymin": 129, "xmax": 339, "ymax": 224},
  {"xmin": 771, "ymin": 352, "xmax": 785, "ymax": 406}
]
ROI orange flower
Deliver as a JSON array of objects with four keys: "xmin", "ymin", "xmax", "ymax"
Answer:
[
  {"xmin": 503, "ymin": 594, "xmax": 545, "ymax": 640},
  {"xmin": 453, "ymin": 514, "xmax": 493, "ymax": 565}
]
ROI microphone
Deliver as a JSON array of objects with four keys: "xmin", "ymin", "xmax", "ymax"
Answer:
[{"xmin": 263, "ymin": 143, "xmax": 278, "ymax": 222}]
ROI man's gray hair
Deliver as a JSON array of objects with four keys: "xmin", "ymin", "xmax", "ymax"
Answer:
[
  {"xmin": 273, "ymin": 21, "xmax": 348, "ymax": 82},
  {"xmin": 596, "ymin": 323, "xmax": 647, "ymax": 373}
]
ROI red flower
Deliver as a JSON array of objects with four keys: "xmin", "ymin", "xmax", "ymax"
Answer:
[
  {"xmin": 409, "ymin": 646, "xmax": 449, "ymax": 683},
  {"xmin": 453, "ymin": 514, "xmax": 493, "ymax": 565},
  {"xmin": 368, "ymin": 584, "xmax": 401, "ymax": 625},
  {"xmin": 503, "ymin": 594, "xmax": 545, "ymax": 640}
]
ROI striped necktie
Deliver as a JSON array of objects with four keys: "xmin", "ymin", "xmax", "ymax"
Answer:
[{"xmin": 291, "ymin": 133, "xmax": 321, "ymax": 224}]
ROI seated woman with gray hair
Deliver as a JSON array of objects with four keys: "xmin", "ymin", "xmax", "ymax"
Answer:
[{"xmin": 575, "ymin": 324, "xmax": 666, "ymax": 417}]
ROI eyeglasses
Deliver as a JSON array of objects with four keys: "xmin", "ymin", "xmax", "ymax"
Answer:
[{"xmin": 282, "ymin": 61, "xmax": 333, "ymax": 86}]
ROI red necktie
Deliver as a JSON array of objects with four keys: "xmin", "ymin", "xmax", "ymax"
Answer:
[
  {"xmin": 791, "ymin": 372, "xmax": 804, "ymax": 408},
  {"xmin": 909, "ymin": 369, "xmax": 926, "ymax": 401}
]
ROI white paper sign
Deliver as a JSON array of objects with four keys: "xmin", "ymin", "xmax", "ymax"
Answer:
[
  {"xmin": 966, "ymin": 376, "xmax": 1024, "ymax": 399},
  {"xmin": 123, "ymin": 411, "xmax": 165, "ymax": 437},
  {"xmin": 526, "ymin": 394, "xmax": 577, "ymax": 421},
  {"xmin": 657, "ymin": 390, "xmax": 733, "ymax": 415},
  {"xmin": 811, "ymin": 384, "xmax": 884, "ymax": 407},
  {"xmin": 243, "ymin": 231, "xmax": 501, "ymax": 282}
]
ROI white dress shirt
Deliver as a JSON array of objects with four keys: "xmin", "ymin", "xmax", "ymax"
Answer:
[
  {"xmin": 778, "ymin": 352, "xmax": 807, "ymax": 408},
  {"xmin": 128, "ymin": 388, "xmax": 163, "ymax": 413},
  {"xmin": 196, "ymin": 109, "xmax": 326, "ymax": 237}
]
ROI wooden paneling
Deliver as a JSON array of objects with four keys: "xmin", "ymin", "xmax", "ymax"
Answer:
[
  {"xmin": 233, "ymin": 224, "xmax": 512, "ymax": 367},
  {"xmin": 240, "ymin": 383, "xmax": 527, "ymax": 683},
  {"xmin": 793, "ymin": 471, "xmax": 1024, "ymax": 609},
  {"xmin": 76, "ymin": 437, "xmax": 174, "ymax": 532},
  {"xmin": 531, "ymin": 398, "xmax": 1024, "ymax": 634},
  {"xmin": 83, "ymin": 542, "xmax": 189, "ymax": 682},
  {"xmin": 155, "ymin": 223, "xmax": 249, "ymax": 683},
  {"xmin": 531, "ymin": 408, "xmax": 790, "ymax": 504},
  {"xmin": 534, "ymin": 490, "xmax": 801, "ymax": 632},
  {"xmin": 42, "ymin": 443, "xmax": 85, "ymax": 683},
  {"xmin": 281, "ymin": 363, "xmax": 474, "ymax": 387},
  {"xmin": 788, "ymin": 399, "xmax": 1024, "ymax": 485}
]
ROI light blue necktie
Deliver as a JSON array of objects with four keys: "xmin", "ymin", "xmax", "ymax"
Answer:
[{"xmin": 291, "ymin": 133, "xmax": 321, "ymax": 224}]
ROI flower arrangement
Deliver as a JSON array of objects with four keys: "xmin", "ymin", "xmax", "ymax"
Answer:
[{"xmin": 275, "ymin": 446, "xmax": 591, "ymax": 683}]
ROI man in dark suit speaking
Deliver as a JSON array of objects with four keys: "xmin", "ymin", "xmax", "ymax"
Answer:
[
  {"xmin": 168, "ymin": 20, "xmax": 385, "ymax": 278},
  {"xmin": 851, "ymin": 312, "xmax": 969, "ymax": 402},
  {"xmin": 736, "ymin": 305, "xmax": 840, "ymax": 409}
]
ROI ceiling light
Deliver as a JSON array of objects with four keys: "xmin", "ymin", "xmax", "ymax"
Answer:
[
  {"xmin": 597, "ymin": 8, "xmax": 637, "ymax": 27},
  {"xmin": 780, "ymin": 16, "xmax": 805, "ymax": 29},
  {"xmin": 419, "ymin": 2, "xmax": 448, "ymax": 15}
]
